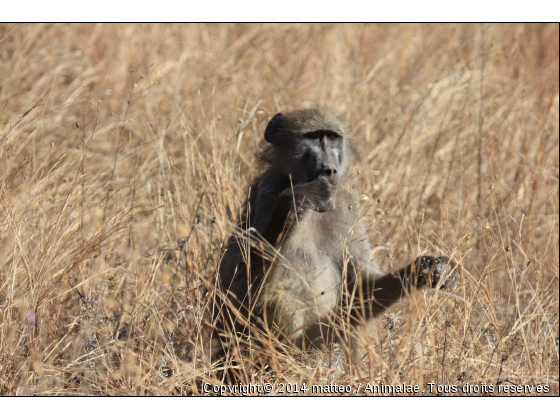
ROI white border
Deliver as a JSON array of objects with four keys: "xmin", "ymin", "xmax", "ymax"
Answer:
[{"xmin": 3, "ymin": 1, "xmax": 558, "ymax": 23}]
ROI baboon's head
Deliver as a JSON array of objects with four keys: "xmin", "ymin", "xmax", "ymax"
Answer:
[{"xmin": 262, "ymin": 107, "xmax": 351, "ymax": 186}]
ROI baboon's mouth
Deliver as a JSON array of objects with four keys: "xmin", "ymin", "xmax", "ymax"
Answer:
[{"xmin": 307, "ymin": 174, "xmax": 339, "ymax": 186}]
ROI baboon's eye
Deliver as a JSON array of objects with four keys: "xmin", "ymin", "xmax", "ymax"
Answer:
[
  {"xmin": 306, "ymin": 131, "xmax": 320, "ymax": 139},
  {"xmin": 327, "ymin": 132, "xmax": 340, "ymax": 140}
]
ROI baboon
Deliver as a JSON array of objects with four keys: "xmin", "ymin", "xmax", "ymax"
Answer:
[{"xmin": 215, "ymin": 107, "xmax": 457, "ymax": 359}]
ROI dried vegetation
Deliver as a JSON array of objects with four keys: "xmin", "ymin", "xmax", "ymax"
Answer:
[{"xmin": 0, "ymin": 23, "xmax": 558, "ymax": 395}]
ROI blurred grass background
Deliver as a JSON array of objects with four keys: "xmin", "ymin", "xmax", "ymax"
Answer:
[{"xmin": 0, "ymin": 23, "xmax": 558, "ymax": 395}]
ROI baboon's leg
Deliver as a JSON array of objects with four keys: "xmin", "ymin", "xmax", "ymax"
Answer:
[{"xmin": 348, "ymin": 256, "xmax": 458, "ymax": 322}]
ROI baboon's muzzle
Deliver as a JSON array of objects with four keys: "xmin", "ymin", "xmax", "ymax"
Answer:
[{"xmin": 321, "ymin": 165, "xmax": 340, "ymax": 185}]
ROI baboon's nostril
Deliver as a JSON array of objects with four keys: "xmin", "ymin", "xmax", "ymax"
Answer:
[
  {"xmin": 333, "ymin": 169, "xmax": 338, "ymax": 174},
  {"xmin": 325, "ymin": 169, "xmax": 332, "ymax": 176}
]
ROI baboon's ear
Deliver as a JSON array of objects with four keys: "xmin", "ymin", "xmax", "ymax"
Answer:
[{"xmin": 264, "ymin": 112, "xmax": 285, "ymax": 144}]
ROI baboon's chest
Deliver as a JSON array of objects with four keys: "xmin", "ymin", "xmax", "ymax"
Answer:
[
  {"xmin": 269, "ymin": 191, "xmax": 360, "ymax": 316},
  {"xmin": 277, "ymin": 213, "xmax": 345, "ymax": 314}
]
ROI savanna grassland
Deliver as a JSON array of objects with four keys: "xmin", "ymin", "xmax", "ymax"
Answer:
[{"xmin": 0, "ymin": 23, "xmax": 558, "ymax": 396}]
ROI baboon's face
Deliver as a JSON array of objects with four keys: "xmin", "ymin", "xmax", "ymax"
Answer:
[
  {"xmin": 264, "ymin": 109, "xmax": 350, "ymax": 186},
  {"xmin": 298, "ymin": 130, "xmax": 343, "ymax": 185}
]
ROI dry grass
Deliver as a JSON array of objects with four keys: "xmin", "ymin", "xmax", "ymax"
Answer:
[{"xmin": 0, "ymin": 23, "xmax": 558, "ymax": 396}]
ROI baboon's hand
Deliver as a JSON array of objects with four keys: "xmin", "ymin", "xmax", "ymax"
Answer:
[
  {"xmin": 417, "ymin": 256, "xmax": 458, "ymax": 289},
  {"xmin": 298, "ymin": 176, "xmax": 336, "ymax": 212}
]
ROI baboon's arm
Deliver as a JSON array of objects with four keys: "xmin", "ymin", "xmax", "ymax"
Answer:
[
  {"xmin": 260, "ymin": 177, "xmax": 334, "ymax": 249},
  {"xmin": 349, "ymin": 256, "xmax": 457, "ymax": 320},
  {"xmin": 259, "ymin": 190, "xmax": 300, "ymax": 248},
  {"xmin": 247, "ymin": 184, "xmax": 308, "ymax": 277}
]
